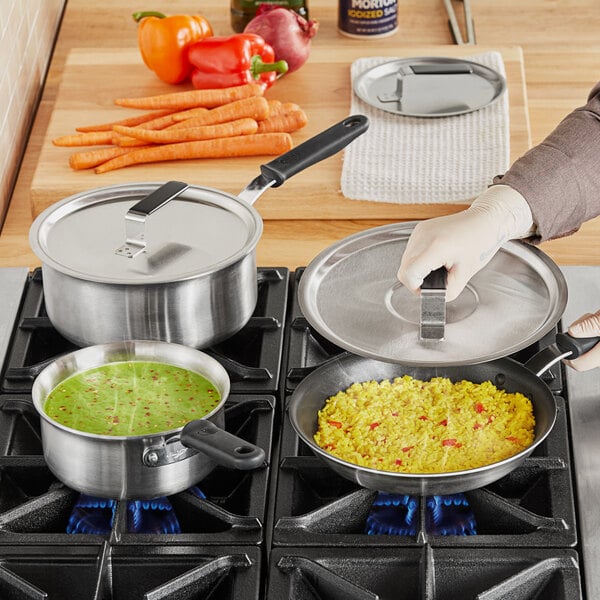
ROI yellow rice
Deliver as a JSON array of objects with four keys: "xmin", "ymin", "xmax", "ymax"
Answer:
[{"xmin": 314, "ymin": 375, "xmax": 535, "ymax": 473}]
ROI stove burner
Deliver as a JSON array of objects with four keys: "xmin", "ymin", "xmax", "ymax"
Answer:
[
  {"xmin": 67, "ymin": 487, "xmax": 206, "ymax": 535},
  {"xmin": 365, "ymin": 492, "xmax": 477, "ymax": 536}
]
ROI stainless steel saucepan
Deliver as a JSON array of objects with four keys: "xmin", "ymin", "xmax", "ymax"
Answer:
[
  {"xmin": 29, "ymin": 115, "xmax": 369, "ymax": 349},
  {"xmin": 32, "ymin": 340, "xmax": 266, "ymax": 499}
]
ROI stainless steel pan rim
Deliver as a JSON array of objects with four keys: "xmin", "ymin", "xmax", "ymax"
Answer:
[
  {"xmin": 298, "ymin": 221, "xmax": 568, "ymax": 366},
  {"xmin": 287, "ymin": 352, "xmax": 558, "ymax": 495}
]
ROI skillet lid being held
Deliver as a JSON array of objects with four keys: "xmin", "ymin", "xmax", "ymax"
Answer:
[{"xmin": 298, "ymin": 222, "xmax": 568, "ymax": 366}]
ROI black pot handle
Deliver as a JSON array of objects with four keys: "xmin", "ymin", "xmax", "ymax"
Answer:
[
  {"xmin": 180, "ymin": 419, "xmax": 265, "ymax": 470},
  {"xmin": 260, "ymin": 115, "xmax": 369, "ymax": 187},
  {"xmin": 555, "ymin": 332, "xmax": 600, "ymax": 359},
  {"xmin": 525, "ymin": 332, "xmax": 600, "ymax": 377}
]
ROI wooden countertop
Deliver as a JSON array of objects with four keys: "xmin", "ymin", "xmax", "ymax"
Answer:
[{"xmin": 2, "ymin": 0, "xmax": 600, "ymax": 270}]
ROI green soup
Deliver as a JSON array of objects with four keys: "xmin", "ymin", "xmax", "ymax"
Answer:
[{"xmin": 44, "ymin": 361, "xmax": 221, "ymax": 436}]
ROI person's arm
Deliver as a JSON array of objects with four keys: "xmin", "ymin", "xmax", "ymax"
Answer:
[
  {"xmin": 494, "ymin": 81, "xmax": 600, "ymax": 242},
  {"xmin": 398, "ymin": 82, "xmax": 600, "ymax": 301}
]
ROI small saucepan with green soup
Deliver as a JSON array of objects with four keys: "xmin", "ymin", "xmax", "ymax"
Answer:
[{"xmin": 31, "ymin": 340, "xmax": 265, "ymax": 499}]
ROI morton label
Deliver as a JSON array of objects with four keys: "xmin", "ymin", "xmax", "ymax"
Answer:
[{"xmin": 338, "ymin": 0, "xmax": 398, "ymax": 37}]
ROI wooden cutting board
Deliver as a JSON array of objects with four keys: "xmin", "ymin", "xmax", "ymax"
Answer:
[{"xmin": 30, "ymin": 45, "xmax": 530, "ymax": 220}]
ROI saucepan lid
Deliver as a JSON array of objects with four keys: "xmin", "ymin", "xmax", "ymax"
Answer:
[
  {"xmin": 298, "ymin": 222, "xmax": 568, "ymax": 366},
  {"xmin": 353, "ymin": 57, "xmax": 506, "ymax": 118},
  {"xmin": 29, "ymin": 181, "xmax": 262, "ymax": 285}
]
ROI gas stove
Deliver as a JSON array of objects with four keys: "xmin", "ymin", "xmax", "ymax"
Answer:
[{"xmin": 0, "ymin": 265, "xmax": 598, "ymax": 599}]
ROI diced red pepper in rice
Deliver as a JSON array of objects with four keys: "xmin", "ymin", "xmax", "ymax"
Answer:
[
  {"xmin": 475, "ymin": 402, "xmax": 485, "ymax": 413},
  {"xmin": 327, "ymin": 420, "xmax": 343, "ymax": 428},
  {"xmin": 442, "ymin": 438, "xmax": 462, "ymax": 447},
  {"xmin": 369, "ymin": 422, "xmax": 380, "ymax": 430}
]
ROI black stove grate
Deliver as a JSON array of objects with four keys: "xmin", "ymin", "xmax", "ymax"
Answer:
[
  {"xmin": 1, "ymin": 267, "xmax": 289, "ymax": 395},
  {"xmin": 267, "ymin": 547, "xmax": 582, "ymax": 599},
  {"xmin": 0, "ymin": 267, "xmax": 587, "ymax": 598},
  {"xmin": 0, "ymin": 544, "xmax": 263, "ymax": 600}
]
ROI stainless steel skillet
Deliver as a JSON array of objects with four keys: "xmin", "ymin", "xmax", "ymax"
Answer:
[{"xmin": 287, "ymin": 335, "xmax": 597, "ymax": 495}]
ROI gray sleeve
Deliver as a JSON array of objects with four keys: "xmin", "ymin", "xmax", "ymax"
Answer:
[{"xmin": 492, "ymin": 82, "xmax": 600, "ymax": 242}]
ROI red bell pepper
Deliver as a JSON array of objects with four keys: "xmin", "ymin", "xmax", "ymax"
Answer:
[{"xmin": 187, "ymin": 33, "xmax": 288, "ymax": 90}]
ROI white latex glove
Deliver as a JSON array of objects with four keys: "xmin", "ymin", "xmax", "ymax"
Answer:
[
  {"xmin": 565, "ymin": 310, "xmax": 600, "ymax": 371},
  {"xmin": 397, "ymin": 185, "xmax": 535, "ymax": 302}
]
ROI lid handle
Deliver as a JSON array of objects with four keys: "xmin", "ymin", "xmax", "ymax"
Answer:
[
  {"xmin": 420, "ymin": 267, "xmax": 448, "ymax": 341},
  {"xmin": 115, "ymin": 181, "xmax": 189, "ymax": 258},
  {"xmin": 409, "ymin": 64, "xmax": 473, "ymax": 75}
]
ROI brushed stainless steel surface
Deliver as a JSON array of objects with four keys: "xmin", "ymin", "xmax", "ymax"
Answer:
[
  {"xmin": 31, "ymin": 340, "xmax": 264, "ymax": 499},
  {"xmin": 299, "ymin": 222, "xmax": 568, "ymax": 366},
  {"xmin": 39, "ymin": 251, "xmax": 258, "ymax": 348},
  {"xmin": 288, "ymin": 352, "xmax": 557, "ymax": 495},
  {"xmin": 0, "ymin": 268, "xmax": 28, "ymax": 370},
  {"xmin": 30, "ymin": 182, "xmax": 262, "ymax": 283},
  {"xmin": 353, "ymin": 57, "xmax": 505, "ymax": 117},
  {"xmin": 560, "ymin": 266, "xmax": 600, "ymax": 599}
]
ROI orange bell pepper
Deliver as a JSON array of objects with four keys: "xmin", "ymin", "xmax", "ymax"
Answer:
[{"xmin": 133, "ymin": 11, "xmax": 213, "ymax": 84}]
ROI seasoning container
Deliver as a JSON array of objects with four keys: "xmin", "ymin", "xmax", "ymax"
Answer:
[
  {"xmin": 338, "ymin": 0, "xmax": 398, "ymax": 38},
  {"xmin": 230, "ymin": 0, "xmax": 309, "ymax": 33}
]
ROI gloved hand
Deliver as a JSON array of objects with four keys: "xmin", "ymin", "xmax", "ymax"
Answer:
[
  {"xmin": 565, "ymin": 310, "xmax": 600, "ymax": 371},
  {"xmin": 397, "ymin": 185, "xmax": 535, "ymax": 302}
]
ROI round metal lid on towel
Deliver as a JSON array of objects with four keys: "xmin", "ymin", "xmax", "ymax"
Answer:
[
  {"xmin": 298, "ymin": 223, "xmax": 568, "ymax": 366},
  {"xmin": 353, "ymin": 57, "xmax": 506, "ymax": 118},
  {"xmin": 29, "ymin": 182, "xmax": 262, "ymax": 285}
]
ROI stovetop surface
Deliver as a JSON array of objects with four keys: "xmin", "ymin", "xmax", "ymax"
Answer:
[{"xmin": 0, "ymin": 266, "xmax": 595, "ymax": 600}]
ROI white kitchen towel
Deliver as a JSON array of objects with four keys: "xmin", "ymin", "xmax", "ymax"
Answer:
[{"xmin": 341, "ymin": 52, "xmax": 510, "ymax": 204}]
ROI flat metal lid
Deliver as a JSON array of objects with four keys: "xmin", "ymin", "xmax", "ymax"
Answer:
[
  {"xmin": 353, "ymin": 57, "xmax": 506, "ymax": 117},
  {"xmin": 298, "ymin": 223, "xmax": 568, "ymax": 366},
  {"xmin": 29, "ymin": 182, "xmax": 262, "ymax": 284}
]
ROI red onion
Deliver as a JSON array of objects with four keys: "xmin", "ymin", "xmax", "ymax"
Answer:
[{"xmin": 244, "ymin": 6, "xmax": 319, "ymax": 73}]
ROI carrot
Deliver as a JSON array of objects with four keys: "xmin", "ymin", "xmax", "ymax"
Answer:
[
  {"xmin": 111, "ymin": 135, "xmax": 149, "ymax": 148},
  {"xmin": 68, "ymin": 146, "xmax": 150, "ymax": 170},
  {"xmin": 113, "ymin": 118, "xmax": 259, "ymax": 144},
  {"xmin": 267, "ymin": 99, "xmax": 283, "ymax": 115},
  {"xmin": 268, "ymin": 101, "xmax": 301, "ymax": 117},
  {"xmin": 114, "ymin": 83, "xmax": 264, "ymax": 110},
  {"xmin": 94, "ymin": 133, "xmax": 293, "ymax": 174},
  {"xmin": 256, "ymin": 109, "xmax": 308, "ymax": 134},
  {"xmin": 75, "ymin": 109, "xmax": 176, "ymax": 132},
  {"xmin": 108, "ymin": 110, "xmax": 209, "ymax": 147},
  {"xmin": 52, "ymin": 131, "xmax": 115, "ymax": 147},
  {"xmin": 171, "ymin": 96, "xmax": 270, "ymax": 127}
]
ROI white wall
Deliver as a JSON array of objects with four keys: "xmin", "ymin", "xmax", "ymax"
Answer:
[{"xmin": 0, "ymin": 0, "xmax": 65, "ymax": 227}]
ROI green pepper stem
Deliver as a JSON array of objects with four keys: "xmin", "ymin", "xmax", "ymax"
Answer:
[
  {"xmin": 250, "ymin": 55, "xmax": 289, "ymax": 79},
  {"xmin": 132, "ymin": 11, "xmax": 167, "ymax": 22}
]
